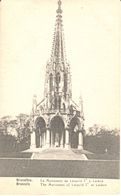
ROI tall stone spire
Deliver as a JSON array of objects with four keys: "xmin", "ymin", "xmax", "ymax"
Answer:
[
  {"xmin": 50, "ymin": 0, "xmax": 67, "ymax": 66},
  {"xmin": 44, "ymin": 0, "xmax": 72, "ymax": 105},
  {"xmin": 30, "ymin": 0, "xmax": 85, "ymax": 150}
]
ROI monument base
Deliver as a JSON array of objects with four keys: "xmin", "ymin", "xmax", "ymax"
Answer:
[{"xmin": 23, "ymin": 148, "xmax": 88, "ymax": 160}]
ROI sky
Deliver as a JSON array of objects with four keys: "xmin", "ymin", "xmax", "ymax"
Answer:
[{"xmin": 0, "ymin": 0, "xmax": 120, "ymax": 129}]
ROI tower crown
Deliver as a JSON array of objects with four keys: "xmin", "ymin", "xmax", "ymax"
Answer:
[
  {"xmin": 44, "ymin": 0, "xmax": 72, "ymax": 111},
  {"xmin": 50, "ymin": 0, "xmax": 67, "ymax": 67},
  {"xmin": 56, "ymin": 0, "xmax": 62, "ymax": 14}
]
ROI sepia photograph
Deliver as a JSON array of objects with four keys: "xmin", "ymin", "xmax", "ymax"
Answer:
[{"xmin": 0, "ymin": 0, "xmax": 120, "ymax": 194}]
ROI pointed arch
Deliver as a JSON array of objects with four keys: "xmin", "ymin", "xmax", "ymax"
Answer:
[
  {"xmin": 50, "ymin": 116, "xmax": 65, "ymax": 147},
  {"xmin": 35, "ymin": 117, "xmax": 46, "ymax": 132},
  {"xmin": 49, "ymin": 73, "xmax": 53, "ymax": 92},
  {"xmin": 59, "ymin": 96, "xmax": 61, "ymax": 110},
  {"xmin": 35, "ymin": 117, "xmax": 46, "ymax": 148},
  {"xmin": 63, "ymin": 103, "xmax": 66, "ymax": 112},
  {"xmin": 56, "ymin": 72, "xmax": 61, "ymax": 91},
  {"xmin": 69, "ymin": 117, "xmax": 81, "ymax": 148},
  {"xmin": 64, "ymin": 73, "xmax": 67, "ymax": 93},
  {"xmin": 70, "ymin": 117, "xmax": 81, "ymax": 131},
  {"xmin": 54, "ymin": 97, "xmax": 57, "ymax": 109}
]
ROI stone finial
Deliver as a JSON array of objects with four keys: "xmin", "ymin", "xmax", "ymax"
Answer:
[{"xmin": 56, "ymin": 0, "xmax": 62, "ymax": 14}]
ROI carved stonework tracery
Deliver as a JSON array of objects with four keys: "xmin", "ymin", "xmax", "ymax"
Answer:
[{"xmin": 30, "ymin": 0, "xmax": 85, "ymax": 149}]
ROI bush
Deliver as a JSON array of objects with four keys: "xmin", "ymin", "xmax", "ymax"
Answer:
[
  {"xmin": 0, "ymin": 133, "xmax": 30, "ymax": 153},
  {"xmin": 84, "ymin": 134, "xmax": 120, "ymax": 154},
  {"xmin": 0, "ymin": 134, "xmax": 17, "ymax": 153}
]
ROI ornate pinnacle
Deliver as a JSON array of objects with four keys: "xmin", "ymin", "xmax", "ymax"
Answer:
[
  {"xmin": 50, "ymin": 0, "xmax": 67, "ymax": 64},
  {"xmin": 56, "ymin": 0, "xmax": 62, "ymax": 14}
]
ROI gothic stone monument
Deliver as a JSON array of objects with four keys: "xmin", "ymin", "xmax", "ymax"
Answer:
[{"xmin": 30, "ymin": 0, "xmax": 85, "ymax": 150}]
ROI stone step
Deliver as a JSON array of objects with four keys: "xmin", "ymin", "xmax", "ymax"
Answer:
[{"xmin": 31, "ymin": 149, "xmax": 88, "ymax": 160}]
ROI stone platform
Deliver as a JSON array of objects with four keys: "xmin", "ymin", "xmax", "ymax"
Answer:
[{"xmin": 23, "ymin": 148, "xmax": 89, "ymax": 160}]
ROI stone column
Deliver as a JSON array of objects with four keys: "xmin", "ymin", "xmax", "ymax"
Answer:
[
  {"xmin": 51, "ymin": 131, "xmax": 54, "ymax": 148},
  {"xmin": 46, "ymin": 128, "xmax": 50, "ymax": 148},
  {"xmin": 40, "ymin": 134, "xmax": 42, "ymax": 148},
  {"xmin": 78, "ymin": 131, "xmax": 83, "ymax": 150},
  {"xmin": 65, "ymin": 128, "xmax": 70, "ymax": 149},
  {"xmin": 30, "ymin": 131, "xmax": 36, "ymax": 149},
  {"xmin": 43, "ymin": 132, "xmax": 46, "ymax": 147},
  {"xmin": 42, "ymin": 132, "xmax": 45, "ymax": 147},
  {"xmin": 60, "ymin": 133, "xmax": 63, "ymax": 148}
]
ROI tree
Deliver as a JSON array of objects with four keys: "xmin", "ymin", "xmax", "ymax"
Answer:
[
  {"xmin": 84, "ymin": 125, "xmax": 120, "ymax": 154},
  {"xmin": 0, "ymin": 114, "xmax": 31, "ymax": 152}
]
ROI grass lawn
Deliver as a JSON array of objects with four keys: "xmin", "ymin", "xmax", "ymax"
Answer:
[{"xmin": 0, "ymin": 159, "xmax": 119, "ymax": 179}]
